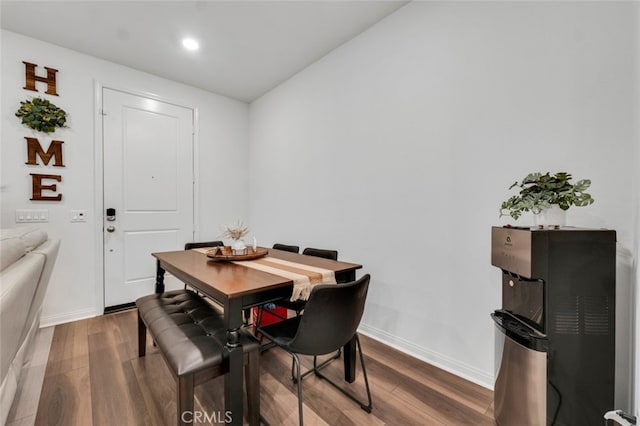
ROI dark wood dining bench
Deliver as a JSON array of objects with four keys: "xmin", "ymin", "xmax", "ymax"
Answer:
[{"xmin": 136, "ymin": 289, "xmax": 260, "ymax": 426}]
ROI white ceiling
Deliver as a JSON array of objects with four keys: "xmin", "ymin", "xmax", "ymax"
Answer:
[{"xmin": 1, "ymin": 1, "xmax": 408, "ymax": 102}]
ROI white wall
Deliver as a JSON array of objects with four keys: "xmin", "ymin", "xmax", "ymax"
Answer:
[
  {"xmin": 249, "ymin": 2, "xmax": 637, "ymax": 389},
  {"xmin": 1, "ymin": 30, "xmax": 250, "ymax": 326},
  {"xmin": 2, "ymin": 1, "xmax": 637, "ymax": 405}
]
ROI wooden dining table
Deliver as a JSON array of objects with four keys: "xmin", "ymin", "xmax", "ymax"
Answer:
[{"xmin": 151, "ymin": 247, "xmax": 362, "ymax": 426}]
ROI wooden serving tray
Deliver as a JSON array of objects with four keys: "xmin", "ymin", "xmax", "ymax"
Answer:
[{"xmin": 206, "ymin": 246, "xmax": 268, "ymax": 261}]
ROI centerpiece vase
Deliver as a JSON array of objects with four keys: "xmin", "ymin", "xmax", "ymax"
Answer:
[{"xmin": 232, "ymin": 239, "xmax": 247, "ymax": 255}]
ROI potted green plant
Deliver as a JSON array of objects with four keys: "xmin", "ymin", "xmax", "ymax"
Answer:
[{"xmin": 499, "ymin": 172, "xmax": 594, "ymax": 224}]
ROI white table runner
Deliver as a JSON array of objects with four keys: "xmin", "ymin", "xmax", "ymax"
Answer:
[{"xmin": 192, "ymin": 248, "xmax": 336, "ymax": 300}]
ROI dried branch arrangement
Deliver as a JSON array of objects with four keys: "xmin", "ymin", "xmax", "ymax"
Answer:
[{"xmin": 221, "ymin": 221, "xmax": 249, "ymax": 240}]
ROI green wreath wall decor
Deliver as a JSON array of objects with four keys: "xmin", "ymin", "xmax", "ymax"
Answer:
[{"xmin": 15, "ymin": 97, "xmax": 68, "ymax": 133}]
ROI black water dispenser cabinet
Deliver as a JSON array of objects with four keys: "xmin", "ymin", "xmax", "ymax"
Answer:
[{"xmin": 491, "ymin": 226, "xmax": 616, "ymax": 426}]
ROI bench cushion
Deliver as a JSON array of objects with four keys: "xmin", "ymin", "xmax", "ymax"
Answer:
[{"xmin": 136, "ymin": 290, "xmax": 259, "ymax": 377}]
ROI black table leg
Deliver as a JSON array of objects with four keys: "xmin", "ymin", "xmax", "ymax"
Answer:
[
  {"xmin": 343, "ymin": 337, "xmax": 357, "ymax": 383},
  {"xmin": 155, "ymin": 260, "xmax": 165, "ymax": 293},
  {"xmin": 224, "ymin": 298, "xmax": 244, "ymax": 426}
]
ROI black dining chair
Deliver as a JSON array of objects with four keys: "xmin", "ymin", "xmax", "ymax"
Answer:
[
  {"xmin": 302, "ymin": 247, "xmax": 338, "ymax": 261},
  {"xmin": 258, "ymin": 274, "xmax": 373, "ymax": 425},
  {"xmin": 184, "ymin": 240, "xmax": 223, "ymax": 250},
  {"xmin": 272, "ymin": 243, "xmax": 300, "ymax": 253}
]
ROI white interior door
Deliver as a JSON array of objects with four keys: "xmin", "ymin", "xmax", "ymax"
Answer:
[{"xmin": 103, "ymin": 88, "xmax": 194, "ymax": 308}]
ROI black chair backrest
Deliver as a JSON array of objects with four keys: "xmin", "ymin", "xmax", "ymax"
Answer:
[
  {"xmin": 184, "ymin": 241, "xmax": 223, "ymax": 250},
  {"xmin": 302, "ymin": 247, "xmax": 338, "ymax": 260},
  {"xmin": 286, "ymin": 274, "xmax": 370, "ymax": 355},
  {"xmin": 272, "ymin": 243, "xmax": 300, "ymax": 253}
]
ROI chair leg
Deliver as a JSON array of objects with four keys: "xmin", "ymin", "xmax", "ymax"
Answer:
[
  {"xmin": 355, "ymin": 335, "xmax": 373, "ymax": 412},
  {"xmin": 245, "ymin": 349, "xmax": 260, "ymax": 426},
  {"xmin": 292, "ymin": 353, "xmax": 304, "ymax": 426},
  {"xmin": 137, "ymin": 311, "xmax": 146, "ymax": 357},
  {"xmin": 314, "ymin": 334, "xmax": 372, "ymax": 413},
  {"xmin": 177, "ymin": 374, "xmax": 195, "ymax": 426}
]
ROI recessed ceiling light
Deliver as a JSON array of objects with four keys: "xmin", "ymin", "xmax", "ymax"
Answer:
[{"xmin": 182, "ymin": 37, "xmax": 199, "ymax": 51}]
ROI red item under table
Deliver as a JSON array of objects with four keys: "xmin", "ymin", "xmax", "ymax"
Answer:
[{"xmin": 252, "ymin": 306, "xmax": 287, "ymax": 326}]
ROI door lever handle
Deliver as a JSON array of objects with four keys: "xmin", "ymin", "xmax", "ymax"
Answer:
[{"xmin": 106, "ymin": 225, "xmax": 116, "ymax": 233}]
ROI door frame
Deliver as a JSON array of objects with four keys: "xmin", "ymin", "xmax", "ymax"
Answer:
[{"xmin": 93, "ymin": 81, "xmax": 200, "ymax": 313}]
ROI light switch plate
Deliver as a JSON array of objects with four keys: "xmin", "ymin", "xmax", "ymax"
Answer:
[
  {"xmin": 70, "ymin": 210, "xmax": 86, "ymax": 222},
  {"xmin": 15, "ymin": 209, "xmax": 48, "ymax": 223}
]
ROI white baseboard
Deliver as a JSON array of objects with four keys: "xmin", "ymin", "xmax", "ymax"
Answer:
[
  {"xmin": 358, "ymin": 322, "xmax": 494, "ymax": 390},
  {"xmin": 40, "ymin": 307, "xmax": 98, "ymax": 328}
]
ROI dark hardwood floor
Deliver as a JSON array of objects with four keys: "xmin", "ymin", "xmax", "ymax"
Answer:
[{"xmin": 34, "ymin": 310, "xmax": 494, "ymax": 425}]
